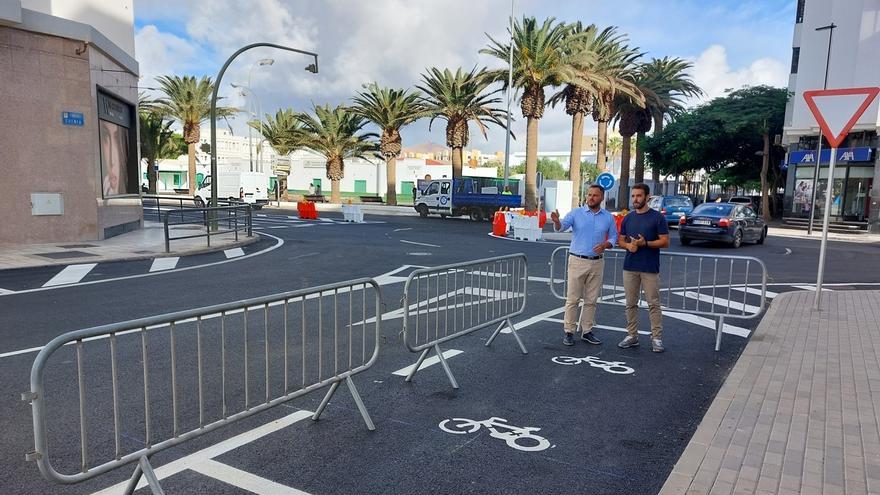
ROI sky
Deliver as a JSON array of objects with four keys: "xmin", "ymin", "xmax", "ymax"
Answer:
[{"xmin": 133, "ymin": 0, "xmax": 796, "ymax": 156}]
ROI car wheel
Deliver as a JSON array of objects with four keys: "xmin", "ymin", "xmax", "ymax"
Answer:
[
  {"xmin": 731, "ymin": 229, "xmax": 743, "ymax": 248},
  {"xmin": 193, "ymin": 197, "xmax": 205, "ymax": 207},
  {"xmin": 680, "ymin": 236, "xmax": 692, "ymax": 246},
  {"xmin": 470, "ymin": 209, "xmax": 483, "ymax": 222},
  {"xmin": 417, "ymin": 204, "xmax": 429, "ymax": 218},
  {"xmin": 756, "ymin": 226, "xmax": 767, "ymax": 244}
]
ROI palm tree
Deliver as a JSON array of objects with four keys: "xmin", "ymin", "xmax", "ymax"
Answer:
[
  {"xmin": 155, "ymin": 75, "xmax": 234, "ymax": 194},
  {"xmin": 481, "ymin": 17, "xmax": 595, "ymax": 211},
  {"xmin": 295, "ymin": 104, "xmax": 377, "ymax": 204},
  {"xmin": 139, "ymin": 110, "xmax": 174, "ymax": 194},
  {"xmin": 249, "ymin": 109, "xmax": 302, "ymax": 202},
  {"xmin": 613, "ymin": 94, "xmax": 653, "ymax": 206},
  {"xmin": 606, "ymin": 135, "xmax": 622, "ymax": 173},
  {"xmin": 351, "ymin": 83, "xmax": 426, "ymax": 205},
  {"xmin": 639, "ymin": 57, "xmax": 702, "ymax": 185},
  {"xmin": 588, "ymin": 34, "xmax": 643, "ymax": 176},
  {"xmin": 417, "ymin": 67, "xmax": 508, "ymax": 180}
]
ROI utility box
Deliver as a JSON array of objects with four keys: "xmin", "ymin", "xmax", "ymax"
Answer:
[{"xmin": 30, "ymin": 193, "xmax": 64, "ymax": 216}]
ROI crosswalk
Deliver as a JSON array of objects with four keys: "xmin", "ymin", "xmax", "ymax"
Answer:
[{"xmin": 250, "ymin": 215, "xmax": 385, "ymax": 231}]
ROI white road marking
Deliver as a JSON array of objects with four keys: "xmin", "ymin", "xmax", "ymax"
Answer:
[
  {"xmin": 393, "ymin": 228, "xmax": 412, "ymax": 232},
  {"xmin": 91, "ymin": 410, "xmax": 313, "ymax": 495},
  {"xmin": 728, "ymin": 286, "xmax": 778, "ymax": 298},
  {"xmin": 500, "ymin": 307, "xmax": 566, "ymax": 334},
  {"xmin": 791, "ymin": 284, "xmax": 834, "ymax": 292},
  {"xmin": 0, "ymin": 288, "xmax": 14, "ymax": 295},
  {"xmin": 662, "ymin": 311, "xmax": 751, "ymax": 338},
  {"xmin": 392, "ymin": 349, "xmax": 464, "ymax": 376},
  {"xmin": 42, "ymin": 263, "xmax": 97, "ymax": 287},
  {"xmin": 784, "ymin": 248, "xmax": 792, "ymax": 255},
  {"xmin": 190, "ymin": 459, "xmax": 310, "ymax": 495},
  {"xmin": 293, "ymin": 224, "xmax": 317, "ymax": 228},
  {"xmin": 673, "ymin": 291, "xmax": 762, "ymax": 314},
  {"xmin": 149, "ymin": 257, "xmax": 179, "ymax": 272},
  {"xmin": 224, "ymin": 248, "xmax": 245, "ymax": 258},
  {"xmin": 400, "ymin": 239, "xmax": 440, "ymax": 248},
  {"xmin": 0, "ymin": 233, "xmax": 283, "ymax": 299},
  {"xmin": 268, "ymin": 225, "xmax": 288, "ymax": 229}
]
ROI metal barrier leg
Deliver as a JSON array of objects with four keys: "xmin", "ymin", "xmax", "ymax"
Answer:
[
  {"xmin": 715, "ymin": 316, "xmax": 725, "ymax": 352},
  {"xmin": 312, "ymin": 380, "xmax": 340, "ymax": 421},
  {"xmin": 434, "ymin": 344, "xmax": 460, "ymax": 389},
  {"xmin": 124, "ymin": 455, "xmax": 164, "ymax": 495},
  {"xmin": 485, "ymin": 318, "xmax": 528, "ymax": 354},
  {"xmin": 346, "ymin": 376, "xmax": 375, "ymax": 431},
  {"xmin": 404, "ymin": 348, "xmax": 430, "ymax": 383}
]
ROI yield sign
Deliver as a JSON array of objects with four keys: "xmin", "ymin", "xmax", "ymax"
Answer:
[{"xmin": 803, "ymin": 87, "xmax": 880, "ymax": 148}]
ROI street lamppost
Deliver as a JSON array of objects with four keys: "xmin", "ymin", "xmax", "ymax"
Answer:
[
  {"xmin": 209, "ymin": 44, "xmax": 318, "ymax": 209},
  {"xmin": 230, "ymin": 83, "xmax": 255, "ymax": 170},
  {"xmin": 502, "ymin": 0, "xmax": 514, "ymax": 188},
  {"xmin": 250, "ymin": 58, "xmax": 273, "ymax": 173},
  {"xmin": 231, "ymin": 58, "xmax": 274, "ymax": 173},
  {"xmin": 807, "ymin": 22, "xmax": 836, "ymax": 235}
]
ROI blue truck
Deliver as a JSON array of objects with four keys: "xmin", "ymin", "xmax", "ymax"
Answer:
[{"xmin": 414, "ymin": 177, "xmax": 522, "ymax": 221}]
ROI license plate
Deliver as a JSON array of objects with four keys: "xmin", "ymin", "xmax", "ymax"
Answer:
[{"xmin": 693, "ymin": 219, "xmax": 711, "ymax": 225}]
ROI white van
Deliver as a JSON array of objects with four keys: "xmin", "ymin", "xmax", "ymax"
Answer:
[{"xmin": 194, "ymin": 171, "xmax": 269, "ymax": 209}]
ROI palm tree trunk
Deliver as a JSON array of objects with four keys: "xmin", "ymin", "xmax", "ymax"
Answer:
[
  {"xmin": 634, "ymin": 131, "xmax": 646, "ymax": 183},
  {"xmin": 760, "ymin": 132, "xmax": 771, "ymax": 221},
  {"xmin": 568, "ymin": 112, "xmax": 584, "ymax": 209},
  {"xmin": 147, "ymin": 158, "xmax": 158, "ymax": 194},
  {"xmin": 386, "ymin": 156, "xmax": 398, "ymax": 205},
  {"xmin": 618, "ymin": 134, "xmax": 632, "ymax": 208},
  {"xmin": 597, "ymin": 121, "xmax": 608, "ymax": 171},
  {"xmin": 330, "ymin": 179, "xmax": 341, "ymax": 203},
  {"xmin": 452, "ymin": 148, "xmax": 463, "ymax": 179},
  {"xmin": 280, "ymin": 177, "xmax": 289, "ymax": 202},
  {"xmin": 525, "ymin": 117, "xmax": 539, "ymax": 211},
  {"xmin": 187, "ymin": 143, "xmax": 197, "ymax": 194},
  {"xmin": 651, "ymin": 115, "xmax": 664, "ymax": 184}
]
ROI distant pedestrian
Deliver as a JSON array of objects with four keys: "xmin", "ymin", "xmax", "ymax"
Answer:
[
  {"xmin": 502, "ymin": 185, "xmax": 513, "ymax": 195},
  {"xmin": 551, "ymin": 184, "xmax": 617, "ymax": 347},
  {"xmin": 617, "ymin": 183, "xmax": 669, "ymax": 352}
]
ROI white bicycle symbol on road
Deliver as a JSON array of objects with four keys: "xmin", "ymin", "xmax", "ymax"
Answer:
[
  {"xmin": 551, "ymin": 355, "xmax": 635, "ymax": 374},
  {"xmin": 438, "ymin": 417, "xmax": 551, "ymax": 452}
]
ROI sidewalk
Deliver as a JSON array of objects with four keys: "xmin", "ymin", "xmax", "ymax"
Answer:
[
  {"xmin": 0, "ymin": 221, "xmax": 257, "ymax": 270},
  {"xmin": 660, "ymin": 290, "xmax": 880, "ymax": 495},
  {"xmin": 768, "ymin": 225, "xmax": 880, "ymax": 244}
]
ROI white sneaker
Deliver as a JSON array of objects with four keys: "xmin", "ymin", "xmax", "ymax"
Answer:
[
  {"xmin": 652, "ymin": 339, "xmax": 664, "ymax": 353},
  {"xmin": 617, "ymin": 335, "xmax": 639, "ymax": 348}
]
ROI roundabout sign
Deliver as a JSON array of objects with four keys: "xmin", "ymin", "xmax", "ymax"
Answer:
[{"xmin": 596, "ymin": 173, "xmax": 616, "ymax": 191}]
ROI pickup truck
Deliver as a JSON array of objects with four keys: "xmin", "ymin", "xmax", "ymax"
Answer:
[{"xmin": 414, "ymin": 178, "xmax": 522, "ymax": 221}]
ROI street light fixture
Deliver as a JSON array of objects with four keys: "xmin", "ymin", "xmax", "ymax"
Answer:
[
  {"xmin": 230, "ymin": 82, "xmax": 257, "ymax": 171},
  {"xmin": 807, "ymin": 22, "xmax": 836, "ymax": 235}
]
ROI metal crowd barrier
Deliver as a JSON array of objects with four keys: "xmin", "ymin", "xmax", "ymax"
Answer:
[
  {"xmin": 549, "ymin": 247, "xmax": 767, "ymax": 351},
  {"xmin": 401, "ymin": 253, "xmax": 528, "ymax": 389},
  {"xmin": 163, "ymin": 204, "xmax": 252, "ymax": 252},
  {"xmin": 142, "ymin": 194, "xmax": 236, "ymax": 221},
  {"xmin": 24, "ymin": 278, "xmax": 382, "ymax": 494}
]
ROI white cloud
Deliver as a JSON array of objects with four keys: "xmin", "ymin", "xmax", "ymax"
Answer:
[
  {"xmin": 689, "ymin": 44, "xmax": 788, "ymax": 101},
  {"xmin": 134, "ymin": 25, "xmax": 201, "ymax": 92}
]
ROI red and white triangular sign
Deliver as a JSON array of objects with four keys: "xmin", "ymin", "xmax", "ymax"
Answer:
[{"xmin": 803, "ymin": 87, "xmax": 880, "ymax": 148}]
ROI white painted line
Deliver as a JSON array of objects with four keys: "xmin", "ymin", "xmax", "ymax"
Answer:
[
  {"xmin": 792, "ymin": 284, "xmax": 833, "ymax": 292},
  {"xmin": 784, "ymin": 248, "xmax": 792, "ymax": 255},
  {"xmin": 42, "ymin": 263, "xmax": 97, "ymax": 287},
  {"xmin": 673, "ymin": 291, "xmax": 762, "ymax": 314},
  {"xmin": 91, "ymin": 409, "xmax": 313, "ymax": 495},
  {"xmin": 663, "ymin": 311, "xmax": 751, "ymax": 338},
  {"xmin": 0, "ymin": 288, "xmax": 14, "ymax": 295},
  {"xmin": 268, "ymin": 225, "xmax": 288, "ymax": 229},
  {"xmin": 224, "ymin": 248, "xmax": 245, "ymax": 259},
  {"xmin": 190, "ymin": 459, "xmax": 310, "ymax": 495},
  {"xmin": 392, "ymin": 349, "xmax": 463, "ymax": 376},
  {"xmin": 149, "ymin": 257, "xmax": 179, "ymax": 272},
  {"xmin": 256, "ymin": 214, "xmax": 267, "ymax": 217},
  {"xmin": 728, "ymin": 286, "xmax": 778, "ymax": 298},
  {"xmin": 293, "ymin": 224, "xmax": 317, "ymax": 228},
  {"xmin": 501, "ymin": 307, "xmax": 566, "ymax": 334},
  {"xmin": 393, "ymin": 227, "xmax": 412, "ymax": 232},
  {"xmin": 400, "ymin": 239, "xmax": 440, "ymax": 248}
]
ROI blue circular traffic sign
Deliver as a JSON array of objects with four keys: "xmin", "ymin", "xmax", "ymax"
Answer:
[{"xmin": 596, "ymin": 173, "xmax": 616, "ymax": 191}]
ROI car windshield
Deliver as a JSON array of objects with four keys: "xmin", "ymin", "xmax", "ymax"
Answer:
[
  {"xmin": 693, "ymin": 204, "xmax": 734, "ymax": 216},
  {"xmin": 729, "ymin": 197, "xmax": 751, "ymax": 203},
  {"xmin": 666, "ymin": 197, "xmax": 692, "ymax": 207}
]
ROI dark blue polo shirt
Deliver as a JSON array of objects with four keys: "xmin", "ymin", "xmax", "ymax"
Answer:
[{"xmin": 620, "ymin": 209, "xmax": 669, "ymax": 273}]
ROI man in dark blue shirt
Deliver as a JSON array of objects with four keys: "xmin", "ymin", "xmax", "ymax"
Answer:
[{"xmin": 617, "ymin": 183, "xmax": 669, "ymax": 352}]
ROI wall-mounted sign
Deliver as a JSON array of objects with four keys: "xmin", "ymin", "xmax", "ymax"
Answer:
[
  {"xmin": 61, "ymin": 112, "xmax": 84, "ymax": 126},
  {"xmin": 788, "ymin": 147, "xmax": 873, "ymax": 164}
]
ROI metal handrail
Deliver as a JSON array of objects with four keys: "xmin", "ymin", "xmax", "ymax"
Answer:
[
  {"xmin": 25, "ymin": 278, "xmax": 382, "ymax": 493},
  {"xmin": 549, "ymin": 247, "xmax": 768, "ymax": 350},
  {"xmin": 401, "ymin": 253, "xmax": 529, "ymax": 388},
  {"xmin": 162, "ymin": 205, "xmax": 252, "ymax": 252}
]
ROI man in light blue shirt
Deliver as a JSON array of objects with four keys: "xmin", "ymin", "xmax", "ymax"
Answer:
[{"xmin": 550, "ymin": 185, "xmax": 618, "ymax": 346}]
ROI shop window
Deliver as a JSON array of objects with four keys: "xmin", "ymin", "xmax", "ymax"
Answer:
[{"xmin": 98, "ymin": 91, "xmax": 138, "ymax": 197}]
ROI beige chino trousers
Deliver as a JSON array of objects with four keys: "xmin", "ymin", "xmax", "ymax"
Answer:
[
  {"xmin": 563, "ymin": 256, "xmax": 604, "ymax": 333},
  {"xmin": 623, "ymin": 270, "xmax": 663, "ymax": 339}
]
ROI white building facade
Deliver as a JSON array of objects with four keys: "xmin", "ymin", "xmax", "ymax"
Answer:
[{"xmin": 782, "ymin": 0, "xmax": 880, "ymax": 232}]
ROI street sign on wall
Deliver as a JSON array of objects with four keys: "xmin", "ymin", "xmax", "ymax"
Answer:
[{"xmin": 61, "ymin": 112, "xmax": 84, "ymax": 126}]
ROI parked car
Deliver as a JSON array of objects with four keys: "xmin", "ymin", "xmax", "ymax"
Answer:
[
  {"xmin": 648, "ymin": 195, "xmax": 694, "ymax": 225},
  {"xmin": 728, "ymin": 196, "xmax": 755, "ymax": 208},
  {"xmin": 679, "ymin": 203, "xmax": 767, "ymax": 248}
]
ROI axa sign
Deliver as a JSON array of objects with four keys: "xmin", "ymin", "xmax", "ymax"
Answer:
[{"xmin": 788, "ymin": 147, "xmax": 873, "ymax": 164}]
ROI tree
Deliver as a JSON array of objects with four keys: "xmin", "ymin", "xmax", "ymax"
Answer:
[
  {"xmin": 481, "ymin": 17, "xmax": 594, "ymax": 211},
  {"xmin": 606, "ymin": 136, "xmax": 622, "ymax": 171},
  {"xmin": 580, "ymin": 160, "xmax": 601, "ymax": 184},
  {"xmin": 418, "ymin": 67, "xmax": 508, "ymax": 180},
  {"xmin": 644, "ymin": 86, "xmax": 788, "ymax": 218},
  {"xmin": 138, "ymin": 95, "xmax": 175, "ymax": 194},
  {"xmin": 155, "ymin": 75, "xmax": 234, "ymax": 194},
  {"xmin": 295, "ymin": 105, "xmax": 377, "ymax": 204},
  {"xmin": 249, "ymin": 108, "xmax": 303, "ymax": 201},
  {"xmin": 511, "ymin": 157, "xmax": 567, "ymax": 180},
  {"xmin": 351, "ymin": 83, "xmax": 427, "ymax": 205}
]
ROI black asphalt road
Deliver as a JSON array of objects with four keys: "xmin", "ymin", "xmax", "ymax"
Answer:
[{"xmin": 1, "ymin": 208, "xmax": 878, "ymax": 495}]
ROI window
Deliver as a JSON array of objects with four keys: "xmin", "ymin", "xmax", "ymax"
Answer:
[
  {"xmin": 790, "ymin": 47, "xmax": 800, "ymax": 74},
  {"xmin": 796, "ymin": 0, "xmax": 805, "ymax": 23},
  {"xmin": 440, "ymin": 182, "xmax": 450, "ymax": 195},
  {"xmin": 354, "ymin": 180, "xmax": 367, "ymax": 193},
  {"xmin": 426, "ymin": 182, "xmax": 440, "ymax": 195},
  {"xmin": 97, "ymin": 91, "xmax": 137, "ymax": 197}
]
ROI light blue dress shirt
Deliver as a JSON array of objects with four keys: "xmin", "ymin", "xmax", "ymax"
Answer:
[{"xmin": 554, "ymin": 207, "xmax": 618, "ymax": 256}]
